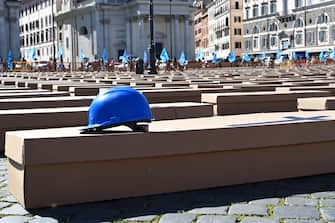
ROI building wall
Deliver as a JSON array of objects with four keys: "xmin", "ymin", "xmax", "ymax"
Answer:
[
  {"xmin": 20, "ymin": 0, "xmax": 57, "ymax": 61},
  {"xmin": 243, "ymin": 0, "xmax": 335, "ymax": 55},
  {"xmin": 207, "ymin": 0, "xmax": 244, "ymax": 59},
  {"xmin": 0, "ymin": 0, "xmax": 20, "ymax": 61},
  {"xmin": 194, "ymin": 7, "xmax": 209, "ymax": 59}
]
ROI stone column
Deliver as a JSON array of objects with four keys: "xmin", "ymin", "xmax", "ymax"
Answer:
[
  {"xmin": 184, "ymin": 16, "xmax": 189, "ymax": 59},
  {"xmin": 138, "ymin": 16, "xmax": 145, "ymax": 58},
  {"xmin": 6, "ymin": 0, "xmax": 21, "ymax": 60},
  {"xmin": 0, "ymin": 8, "xmax": 6, "ymax": 59},
  {"xmin": 126, "ymin": 18, "xmax": 132, "ymax": 55},
  {"xmin": 174, "ymin": 16, "xmax": 180, "ymax": 59},
  {"xmin": 95, "ymin": 10, "xmax": 104, "ymax": 59}
]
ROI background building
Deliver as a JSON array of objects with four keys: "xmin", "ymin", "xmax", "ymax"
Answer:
[
  {"xmin": 194, "ymin": 0, "xmax": 209, "ymax": 59},
  {"xmin": 55, "ymin": 0, "xmax": 195, "ymax": 68},
  {"xmin": 243, "ymin": 0, "xmax": 335, "ymax": 57},
  {"xmin": 207, "ymin": 0, "xmax": 244, "ymax": 60},
  {"xmin": 0, "ymin": 0, "xmax": 21, "ymax": 61},
  {"xmin": 20, "ymin": 0, "xmax": 57, "ymax": 62}
]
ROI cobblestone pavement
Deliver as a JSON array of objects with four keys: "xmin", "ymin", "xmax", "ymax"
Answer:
[{"xmin": 1, "ymin": 158, "xmax": 335, "ymax": 223}]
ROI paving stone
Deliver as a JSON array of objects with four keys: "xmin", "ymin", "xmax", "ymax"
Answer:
[
  {"xmin": 197, "ymin": 215, "xmax": 236, "ymax": 223},
  {"xmin": 228, "ymin": 204, "xmax": 268, "ymax": 216},
  {"xmin": 2, "ymin": 195, "xmax": 17, "ymax": 203},
  {"xmin": 284, "ymin": 220, "xmax": 324, "ymax": 223},
  {"xmin": 159, "ymin": 213, "xmax": 196, "ymax": 223},
  {"xmin": 249, "ymin": 198, "xmax": 280, "ymax": 205},
  {"xmin": 273, "ymin": 206, "xmax": 319, "ymax": 219},
  {"xmin": 0, "ymin": 216, "xmax": 31, "ymax": 223},
  {"xmin": 320, "ymin": 199, "xmax": 335, "ymax": 207},
  {"xmin": 240, "ymin": 217, "xmax": 278, "ymax": 223},
  {"xmin": 29, "ymin": 216, "xmax": 59, "ymax": 223},
  {"xmin": 124, "ymin": 215, "xmax": 157, "ymax": 222},
  {"xmin": 320, "ymin": 207, "xmax": 335, "ymax": 221},
  {"xmin": 0, "ymin": 204, "xmax": 29, "ymax": 216},
  {"xmin": 311, "ymin": 192, "xmax": 335, "ymax": 199},
  {"xmin": 285, "ymin": 197, "xmax": 318, "ymax": 206},
  {"xmin": 188, "ymin": 206, "xmax": 228, "ymax": 214}
]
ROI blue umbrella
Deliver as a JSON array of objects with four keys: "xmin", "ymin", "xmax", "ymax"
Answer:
[
  {"xmin": 228, "ymin": 51, "xmax": 236, "ymax": 63},
  {"xmin": 56, "ymin": 47, "xmax": 63, "ymax": 61},
  {"xmin": 212, "ymin": 52, "xmax": 217, "ymax": 63},
  {"xmin": 195, "ymin": 49, "xmax": 203, "ymax": 61},
  {"xmin": 319, "ymin": 51, "xmax": 326, "ymax": 62},
  {"xmin": 259, "ymin": 51, "xmax": 266, "ymax": 61},
  {"xmin": 120, "ymin": 49, "xmax": 128, "ymax": 64},
  {"xmin": 291, "ymin": 51, "xmax": 297, "ymax": 61},
  {"xmin": 329, "ymin": 49, "xmax": 335, "ymax": 60},
  {"xmin": 243, "ymin": 51, "xmax": 251, "ymax": 62},
  {"xmin": 160, "ymin": 48, "xmax": 169, "ymax": 63},
  {"xmin": 143, "ymin": 50, "xmax": 148, "ymax": 63},
  {"xmin": 103, "ymin": 48, "xmax": 107, "ymax": 64},
  {"xmin": 276, "ymin": 49, "xmax": 282, "ymax": 60},
  {"xmin": 80, "ymin": 50, "xmax": 86, "ymax": 62},
  {"xmin": 7, "ymin": 51, "xmax": 13, "ymax": 71},
  {"xmin": 305, "ymin": 51, "xmax": 310, "ymax": 60},
  {"xmin": 179, "ymin": 51, "xmax": 186, "ymax": 65},
  {"xmin": 29, "ymin": 48, "xmax": 36, "ymax": 61}
]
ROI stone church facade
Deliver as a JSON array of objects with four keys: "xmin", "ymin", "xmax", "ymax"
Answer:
[{"xmin": 55, "ymin": 0, "xmax": 195, "ymax": 67}]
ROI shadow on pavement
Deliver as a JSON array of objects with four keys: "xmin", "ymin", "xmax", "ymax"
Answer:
[{"xmin": 31, "ymin": 173, "xmax": 335, "ymax": 223}]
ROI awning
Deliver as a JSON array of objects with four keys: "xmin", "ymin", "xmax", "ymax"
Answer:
[
  {"xmin": 283, "ymin": 45, "xmax": 335, "ymax": 54},
  {"xmin": 249, "ymin": 50, "xmax": 277, "ymax": 55}
]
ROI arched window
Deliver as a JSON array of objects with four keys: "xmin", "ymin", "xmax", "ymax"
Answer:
[
  {"xmin": 317, "ymin": 13, "xmax": 328, "ymax": 24},
  {"xmin": 253, "ymin": 25, "xmax": 260, "ymax": 34},
  {"xmin": 79, "ymin": 26, "xmax": 88, "ymax": 35},
  {"xmin": 317, "ymin": 13, "xmax": 329, "ymax": 44},
  {"xmin": 294, "ymin": 18, "xmax": 304, "ymax": 28},
  {"xmin": 225, "ymin": 17, "xmax": 229, "ymax": 26},
  {"xmin": 252, "ymin": 26, "xmax": 260, "ymax": 50},
  {"xmin": 269, "ymin": 23, "xmax": 278, "ymax": 32}
]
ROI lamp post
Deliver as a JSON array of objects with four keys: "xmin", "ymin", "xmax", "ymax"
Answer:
[{"xmin": 148, "ymin": 0, "xmax": 157, "ymax": 74}]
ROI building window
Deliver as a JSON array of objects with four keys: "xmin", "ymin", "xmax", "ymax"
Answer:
[
  {"xmin": 261, "ymin": 3, "xmax": 268, "ymax": 16},
  {"xmin": 235, "ymin": 1, "xmax": 240, "ymax": 9},
  {"xmin": 295, "ymin": 32, "xmax": 303, "ymax": 45},
  {"xmin": 319, "ymin": 29, "xmax": 328, "ymax": 43},
  {"xmin": 234, "ymin": 16, "xmax": 241, "ymax": 23},
  {"xmin": 252, "ymin": 5, "xmax": 259, "ymax": 17},
  {"xmin": 295, "ymin": 0, "xmax": 302, "ymax": 8},
  {"xmin": 294, "ymin": 18, "xmax": 304, "ymax": 28},
  {"xmin": 235, "ymin": 42, "xmax": 242, "ymax": 48},
  {"xmin": 307, "ymin": 31, "xmax": 315, "ymax": 45},
  {"xmin": 246, "ymin": 7, "xmax": 250, "ymax": 19},
  {"xmin": 270, "ymin": 35, "xmax": 277, "ymax": 47},
  {"xmin": 270, "ymin": 1, "xmax": 277, "ymax": 14},
  {"xmin": 253, "ymin": 36, "xmax": 259, "ymax": 49},
  {"xmin": 79, "ymin": 26, "xmax": 88, "ymax": 35},
  {"xmin": 317, "ymin": 13, "xmax": 329, "ymax": 44},
  {"xmin": 261, "ymin": 36, "xmax": 267, "ymax": 48},
  {"xmin": 234, "ymin": 28, "xmax": 242, "ymax": 35},
  {"xmin": 269, "ymin": 23, "xmax": 278, "ymax": 32},
  {"xmin": 245, "ymin": 40, "xmax": 251, "ymax": 50}
]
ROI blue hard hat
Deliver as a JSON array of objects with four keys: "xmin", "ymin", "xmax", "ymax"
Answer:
[{"xmin": 82, "ymin": 87, "xmax": 153, "ymax": 133}]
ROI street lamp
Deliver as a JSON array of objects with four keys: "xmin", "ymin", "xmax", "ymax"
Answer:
[{"xmin": 148, "ymin": 0, "xmax": 157, "ymax": 74}]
